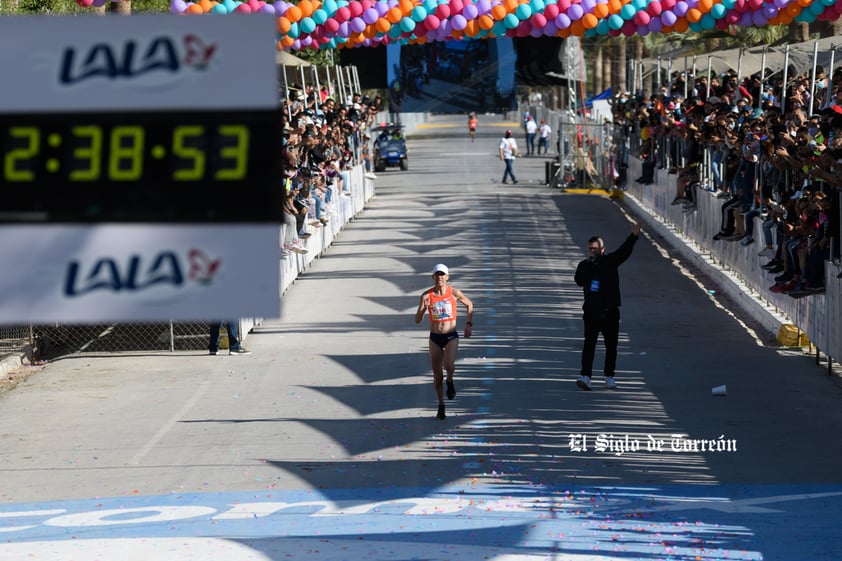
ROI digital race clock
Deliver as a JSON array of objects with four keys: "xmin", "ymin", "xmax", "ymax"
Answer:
[{"xmin": 0, "ymin": 109, "xmax": 283, "ymax": 223}]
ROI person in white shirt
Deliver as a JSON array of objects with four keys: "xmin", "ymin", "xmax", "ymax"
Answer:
[
  {"xmin": 498, "ymin": 130, "xmax": 519, "ymax": 184},
  {"xmin": 525, "ymin": 116, "xmax": 538, "ymax": 156},
  {"xmin": 538, "ymin": 119, "xmax": 552, "ymax": 155}
]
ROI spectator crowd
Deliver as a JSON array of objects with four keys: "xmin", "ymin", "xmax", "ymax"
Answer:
[
  {"xmin": 281, "ymin": 85, "xmax": 384, "ymax": 256},
  {"xmin": 612, "ymin": 62, "xmax": 842, "ymax": 298}
]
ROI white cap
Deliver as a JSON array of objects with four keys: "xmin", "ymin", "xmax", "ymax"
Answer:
[{"xmin": 432, "ymin": 264, "xmax": 449, "ymax": 275}]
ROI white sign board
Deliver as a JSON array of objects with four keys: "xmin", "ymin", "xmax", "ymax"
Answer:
[
  {"xmin": 0, "ymin": 15, "xmax": 277, "ymax": 112},
  {"xmin": 1, "ymin": 225, "xmax": 280, "ymax": 323}
]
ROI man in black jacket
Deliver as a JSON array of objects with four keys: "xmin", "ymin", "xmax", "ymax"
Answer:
[{"xmin": 574, "ymin": 222, "xmax": 641, "ymax": 390}]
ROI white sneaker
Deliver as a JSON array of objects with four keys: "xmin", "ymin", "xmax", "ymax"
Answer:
[
  {"xmin": 757, "ymin": 247, "xmax": 774, "ymax": 258},
  {"xmin": 576, "ymin": 375, "xmax": 592, "ymax": 391},
  {"xmin": 605, "ymin": 377, "xmax": 617, "ymax": 390}
]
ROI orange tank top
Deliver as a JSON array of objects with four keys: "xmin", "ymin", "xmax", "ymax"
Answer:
[{"xmin": 428, "ymin": 286, "xmax": 457, "ymax": 324}]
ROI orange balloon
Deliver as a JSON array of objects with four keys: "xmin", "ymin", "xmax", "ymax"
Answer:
[
  {"xmin": 558, "ymin": 26, "xmax": 571, "ymax": 37},
  {"xmin": 387, "ymin": 7, "xmax": 403, "ymax": 22},
  {"xmin": 186, "ymin": 3, "xmax": 204, "ymax": 14},
  {"xmin": 504, "ymin": 0, "xmax": 518, "ymax": 11},
  {"xmin": 674, "ymin": 17, "xmax": 689, "ymax": 32},
  {"xmin": 786, "ymin": 3, "xmax": 801, "ymax": 15},
  {"xmin": 375, "ymin": 17, "xmax": 391, "ymax": 33},
  {"xmin": 607, "ymin": 0, "xmax": 622, "ymax": 14},
  {"xmin": 285, "ymin": 5, "xmax": 302, "ymax": 21},
  {"xmin": 686, "ymin": 7, "xmax": 702, "ymax": 22},
  {"xmin": 491, "ymin": 5, "xmax": 507, "ymax": 19},
  {"xmin": 464, "ymin": 19, "xmax": 479, "ymax": 36},
  {"xmin": 697, "ymin": 0, "xmax": 713, "ymax": 13},
  {"xmin": 277, "ymin": 16, "xmax": 291, "ymax": 33},
  {"xmin": 399, "ymin": 0, "xmax": 414, "ymax": 15},
  {"xmin": 593, "ymin": 3, "xmax": 609, "ymax": 18},
  {"xmin": 364, "ymin": 26, "xmax": 378, "ymax": 38},
  {"xmin": 570, "ymin": 20, "xmax": 585, "ymax": 35},
  {"xmin": 582, "ymin": 13, "xmax": 598, "ymax": 28},
  {"xmin": 478, "ymin": 14, "xmax": 494, "ymax": 29},
  {"xmin": 198, "ymin": 0, "xmax": 214, "ymax": 12},
  {"xmin": 767, "ymin": 15, "xmax": 780, "ymax": 24},
  {"xmin": 298, "ymin": 0, "xmax": 314, "ymax": 17},
  {"xmin": 279, "ymin": 36, "xmax": 295, "ymax": 49},
  {"xmin": 796, "ymin": 0, "xmax": 810, "ymax": 6}
]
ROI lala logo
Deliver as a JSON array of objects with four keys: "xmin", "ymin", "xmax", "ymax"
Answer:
[
  {"xmin": 64, "ymin": 248, "xmax": 222, "ymax": 297},
  {"xmin": 58, "ymin": 34, "xmax": 217, "ymax": 86}
]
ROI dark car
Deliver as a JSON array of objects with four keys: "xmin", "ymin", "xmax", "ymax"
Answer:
[{"xmin": 372, "ymin": 124, "xmax": 408, "ymax": 171}]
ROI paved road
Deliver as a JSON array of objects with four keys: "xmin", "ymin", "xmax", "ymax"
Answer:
[{"xmin": 1, "ymin": 114, "xmax": 841, "ymax": 560}]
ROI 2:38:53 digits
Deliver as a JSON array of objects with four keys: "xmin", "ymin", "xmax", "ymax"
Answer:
[{"xmin": 2, "ymin": 124, "xmax": 250, "ymax": 183}]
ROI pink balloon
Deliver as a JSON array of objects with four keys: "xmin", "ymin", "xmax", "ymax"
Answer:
[
  {"xmin": 647, "ymin": 1, "xmax": 662, "ymax": 16},
  {"xmin": 325, "ymin": 17, "xmax": 340, "ymax": 33},
  {"xmin": 531, "ymin": 13, "xmax": 547, "ymax": 26},
  {"xmin": 715, "ymin": 17, "xmax": 729, "ymax": 29},
  {"xmin": 235, "ymin": 4, "xmax": 252, "ymax": 12},
  {"xmin": 661, "ymin": 0, "xmax": 676, "ymax": 10},
  {"xmin": 452, "ymin": 13, "xmax": 468, "ymax": 29},
  {"xmin": 247, "ymin": 0, "xmax": 260, "ymax": 10},
  {"xmin": 634, "ymin": 11, "xmax": 650, "ymax": 25},
  {"xmin": 544, "ymin": 3, "xmax": 559, "ymax": 18},
  {"xmin": 348, "ymin": 1, "xmax": 364, "ymax": 17},
  {"xmin": 436, "ymin": 4, "xmax": 451, "ymax": 18},
  {"xmin": 748, "ymin": 0, "xmax": 763, "ymax": 9},
  {"xmin": 450, "ymin": 0, "xmax": 464, "ymax": 14},
  {"xmin": 335, "ymin": 6, "xmax": 351, "ymax": 21},
  {"xmin": 621, "ymin": 20, "xmax": 636, "ymax": 35},
  {"xmin": 724, "ymin": 11, "xmax": 739, "ymax": 23},
  {"xmin": 424, "ymin": 14, "xmax": 440, "ymax": 29},
  {"xmin": 734, "ymin": 0, "xmax": 746, "ymax": 12},
  {"xmin": 557, "ymin": 0, "xmax": 571, "ymax": 11}
]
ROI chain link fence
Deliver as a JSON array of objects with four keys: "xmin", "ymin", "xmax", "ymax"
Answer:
[{"xmin": 29, "ymin": 322, "xmax": 213, "ymax": 360}]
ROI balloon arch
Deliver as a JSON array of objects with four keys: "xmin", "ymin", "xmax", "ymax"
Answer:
[{"xmin": 77, "ymin": 0, "xmax": 842, "ymax": 51}]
